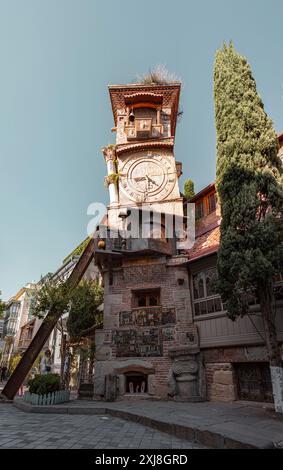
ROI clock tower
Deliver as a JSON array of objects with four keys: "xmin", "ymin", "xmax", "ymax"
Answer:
[
  {"xmin": 103, "ymin": 82, "xmax": 184, "ymax": 230},
  {"xmin": 93, "ymin": 81, "xmax": 205, "ymax": 402}
]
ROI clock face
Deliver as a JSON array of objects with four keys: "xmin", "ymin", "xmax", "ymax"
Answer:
[{"xmin": 120, "ymin": 154, "xmax": 176, "ymax": 202}]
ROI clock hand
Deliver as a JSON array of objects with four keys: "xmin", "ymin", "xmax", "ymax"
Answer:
[
  {"xmin": 133, "ymin": 176, "xmax": 146, "ymax": 181},
  {"xmin": 147, "ymin": 176, "xmax": 158, "ymax": 186},
  {"xmin": 145, "ymin": 174, "xmax": 151, "ymax": 190}
]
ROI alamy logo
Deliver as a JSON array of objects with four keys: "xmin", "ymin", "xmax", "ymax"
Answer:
[{"xmin": 86, "ymin": 202, "xmax": 196, "ymax": 250}]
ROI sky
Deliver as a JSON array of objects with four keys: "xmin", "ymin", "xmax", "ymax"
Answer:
[{"xmin": 0, "ymin": 0, "xmax": 283, "ymax": 300}]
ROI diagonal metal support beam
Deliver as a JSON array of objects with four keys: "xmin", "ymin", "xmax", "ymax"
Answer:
[{"xmin": 1, "ymin": 238, "xmax": 95, "ymax": 401}]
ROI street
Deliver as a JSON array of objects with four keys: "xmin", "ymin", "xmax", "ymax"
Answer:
[{"xmin": 0, "ymin": 404, "xmax": 204, "ymax": 449}]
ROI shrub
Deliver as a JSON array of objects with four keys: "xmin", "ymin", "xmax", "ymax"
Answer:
[
  {"xmin": 28, "ymin": 374, "xmax": 61, "ymax": 395},
  {"xmin": 137, "ymin": 65, "xmax": 180, "ymax": 85}
]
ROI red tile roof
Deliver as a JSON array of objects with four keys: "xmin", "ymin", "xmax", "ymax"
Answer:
[
  {"xmin": 189, "ymin": 183, "xmax": 215, "ymax": 203},
  {"xmin": 188, "ymin": 225, "xmax": 220, "ymax": 262},
  {"xmin": 187, "ymin": 129, "xmax": 282, "ymax": 262}
]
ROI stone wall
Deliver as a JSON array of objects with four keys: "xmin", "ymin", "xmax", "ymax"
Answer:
[
  {"xmin": 203, "ymin": 344, "xmax": 283, "ymax": 403},
  {"xmin": 205, "ymin": 363, "xmax": 237, "ymax": 402}
]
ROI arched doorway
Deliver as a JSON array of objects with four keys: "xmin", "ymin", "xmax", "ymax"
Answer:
[{"xmin": 125, "ymin": 372, "xmax": 148, "ymax": 394}]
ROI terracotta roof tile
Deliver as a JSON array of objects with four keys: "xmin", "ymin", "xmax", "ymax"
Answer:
[{"xmin": 188, "ymin": 225, "xmax": 220, "ymax": 262}]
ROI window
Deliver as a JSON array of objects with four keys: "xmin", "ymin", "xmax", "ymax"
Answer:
[
  {"xmin": 12, "ymin": 303, "xmax": 19, "ymax": 314},
  {"xmin": 208, "ymin": 193, "xmax": 216, "ymax": 214},
  {"xmin": 27, "ymin": 327, "xmax": 34, "ymax": 339},
  {"xmin": 133, "ymin": 289, "xmax": 160, "ymax": 308},
  {"xmin": 192, "ymin": 267, "xmax": 223, "ymax": 317},
  {"xmin": 19, "ymin": 329, "xmax": 25, "ymax": 341},
  {"xmin": 195, "ymin": 201, "xmax": 204, "ymax": 220}
]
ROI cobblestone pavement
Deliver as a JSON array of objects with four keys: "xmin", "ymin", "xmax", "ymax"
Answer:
[{"xmin": 0, "ymin": 404, "xmax": 204, "ymax": 449}]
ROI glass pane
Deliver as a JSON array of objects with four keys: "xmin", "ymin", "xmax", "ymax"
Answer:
[
  {"xmin": 138, "ymin": 296, "xmax": 146, "ymax": 307},
  {"xmin": 193, "ymin": 275, "xmax": 199, "ymax": 299},
  {"xmin": 214, "ymin": 297, "xmax": 222, "ymax": 312},
  {"xmin": 208, "ymin": 194, "xmax": 216, "ymax": 213},
  {"xmin": 149, "ymin": 296, "xmax": 158, "ymax": 306},
  {"xmin": 196, "ymin": 202, "xmax": 204, "ymax": 220},
  {"xmin": 198, "ymin": 278, "xmax": 205, "ymax": 299},
  {"xmin": 194, "ymin": 303, "xmax": 200, "ymax": 316},
  {"xmin": 200, "ymin": 301, "xmax": 207, "ymax": 316},
  {"xmin": 207, "ymin": 299, "xmax": 215, "ymax": 314},
  {"xmin": 206, "ymin": 277, "xmax": 215, "ymax": 297},
  {"xmin": 206, "ymin": 268, "xmax": 218, "ymax": 296}
]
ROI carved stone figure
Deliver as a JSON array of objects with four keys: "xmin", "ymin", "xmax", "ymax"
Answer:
[
  {"xmin": 172, "ymin": 358, "xmax": 199, "ymax": 400},
  {"xmin": 169, "ymin": 346, "xmax": 206, "ymax": 402}
]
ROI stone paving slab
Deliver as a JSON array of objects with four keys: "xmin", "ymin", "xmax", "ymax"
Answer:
[
  {"xmin": 0, "ymin": 403, "xmax": 203, "ymax": 449},
  {"xmin": 13, "ymin": 398, "xmax": 283, "ymax": 449}
]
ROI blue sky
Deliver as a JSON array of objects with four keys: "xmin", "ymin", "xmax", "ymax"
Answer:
[{"xmin": 0, "ymin": 0, "xmax": 282, "ymax": 300}]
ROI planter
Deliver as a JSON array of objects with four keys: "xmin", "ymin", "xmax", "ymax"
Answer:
[{"xmin": 23, "ymin": 390, "xmax": 70, "ymax": 406}]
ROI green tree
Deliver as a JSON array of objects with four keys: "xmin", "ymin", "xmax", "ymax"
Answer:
[
  {"xmin": 32, "ymin": 276, "xmax": 71, "ymax": 320},
  {"xmin": 67, "ymin": 280, "xmax": 103, "ymax": 385},
  {"xmin": 183, "ymin": 179, "xmax": 195, "ymax": 199},
  {"xmin": 67, "ymin": 280, "xmax": 103, "ymax": 341},
  {"xmin": 33, "ymin": 277, "xmax": 103, "ymax": 387},
  {"xmin": 214, "ymin": 43, "xmax": 283, "ymax": 412},
  {"xmin": 32, "ymin": 276, "xmax": 73, "ymax": 387}
]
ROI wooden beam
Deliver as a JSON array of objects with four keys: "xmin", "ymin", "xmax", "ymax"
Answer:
[{"xmin": 1, "ymin": 238, "xmax": 95, "ymax": 401}]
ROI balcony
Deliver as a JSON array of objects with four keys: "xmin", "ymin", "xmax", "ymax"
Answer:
[
  {"xmin": 94, "ymin": 234, "xmax": 174, "ymax": 260},
  {"xmin": 125, "ymin": 119, "xmax": 162, "ymax": 141},
  {"xmin": 18, "ymin": 338, "xmax": 32, "ymax": 350},
  {"xmin": 4, "ymin": 327, "xmax": 17, "ymax": 337},
  {"xmin": 119, "ymin": 306, "xmax": 176, "ymax": 328}
]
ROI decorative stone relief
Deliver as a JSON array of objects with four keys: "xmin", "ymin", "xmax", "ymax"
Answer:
[
  {"xmin": 168, "ymin": 326, "xmax": 206, "ymax": 402},
  {"xmin": 114, "ymin": 328, "xmax": 162, "ymax": 358},
  {"xmin": 119, "ymin": 311, "xmax": 133, "ymax": 326},
  {"xmin": 177, "ymin": 325, "xmax": 199, "ymax": 347},
  {"xmin": 162, "ymin": 327, "xmax": 175, "ymax": 342},
  {"xmin": 123, "ymin": 264, "xmax": 166, "ymax": 284}
]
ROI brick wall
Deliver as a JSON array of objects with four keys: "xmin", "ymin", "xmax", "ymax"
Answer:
[{"xmin": 95, "ymin": 256, "xmax": 194, "ymax": 399}]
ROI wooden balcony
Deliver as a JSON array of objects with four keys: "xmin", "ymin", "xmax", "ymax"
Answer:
[
  {"xmin": 125, "ymin": 120, "xmax": 163, "ymax": 141},
  {"xmin": 94, "ymin": 234, "xmax": 174, "ymax": 259},
  {"xmin": 119, "ymin": 306, "xmax": 176, "ymax": 328},
  {"xmin": 18, "ymin": 338, "xmax": 32, "ymax": 350}
]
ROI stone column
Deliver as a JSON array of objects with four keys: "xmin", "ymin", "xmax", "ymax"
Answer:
[
  {"xmin": 157, "ymin": 107, "xmax": 161, "ymax": 125},
  {"xmin": 102, "ymin": 146, "xmax": 119, "ymax": 206}
]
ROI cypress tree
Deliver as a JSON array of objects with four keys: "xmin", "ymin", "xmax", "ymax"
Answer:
[
  {"xmin": 214, "ymin": 43, "xmax": 283, "ymax": 412},
  {"xmin": 184, "ymin": 179, "xmax": 195, "ymax": 199}
]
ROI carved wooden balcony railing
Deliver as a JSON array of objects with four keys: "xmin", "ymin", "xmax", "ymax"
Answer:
[
  {"xmin": 94, "ymin": 233, "xmax": 174, "ymax": 258},
  {"xmin": 119, "ymin": 306, "xmax": 176, "ymax": 328},
  {"xmin": 125, "ymin": 120, "xmax": 163, "ymax": 141}
]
